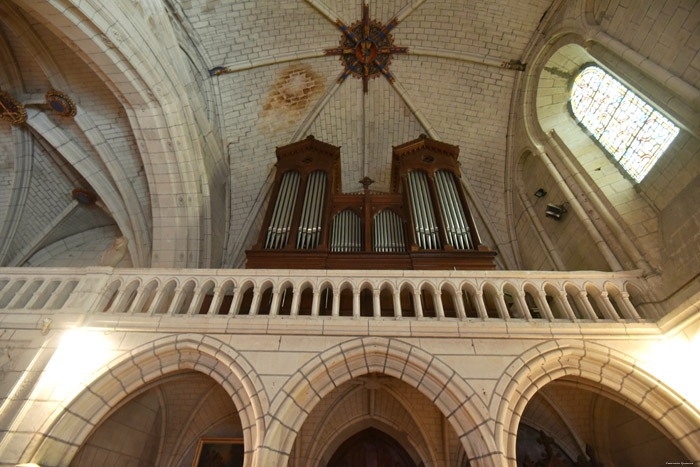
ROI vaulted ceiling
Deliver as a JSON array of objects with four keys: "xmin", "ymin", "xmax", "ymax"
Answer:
[{"xmin": 0, "ymin": 0, "xmax": 563, "ymax": 268}]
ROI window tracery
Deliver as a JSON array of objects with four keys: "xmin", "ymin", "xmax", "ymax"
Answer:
[{"xmin": 571, "ymin": 66, "xmax": 679, "ymax": 182}]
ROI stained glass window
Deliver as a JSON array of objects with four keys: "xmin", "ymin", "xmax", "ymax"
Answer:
[{"xmin": 571, "ymin": 66, "xmax": 679, "ymax": 182}]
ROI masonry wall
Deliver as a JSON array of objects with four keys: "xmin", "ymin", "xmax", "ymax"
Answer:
[{"xmin": 0, "ymin": 309, "xmax": 698, "ymax": 467}]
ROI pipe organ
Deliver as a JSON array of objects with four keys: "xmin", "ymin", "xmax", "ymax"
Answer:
[{"xmin": 246, "ymin": 135, "xmax": 496, "ymax": 269}]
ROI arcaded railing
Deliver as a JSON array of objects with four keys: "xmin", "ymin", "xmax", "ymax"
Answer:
[{"xmin": 0, "ymin": 268, "xmax": 652, "ymax": 322}]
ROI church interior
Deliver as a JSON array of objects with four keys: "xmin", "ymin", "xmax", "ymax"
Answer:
[{"xmin": 0, "ymin": 0, "xmax": 699, "ymax": 465}]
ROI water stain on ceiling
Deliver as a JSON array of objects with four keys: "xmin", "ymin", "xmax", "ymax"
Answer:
[{"xmin": 259, "ymin": 64, "xmax": 324, "ymax": 132}]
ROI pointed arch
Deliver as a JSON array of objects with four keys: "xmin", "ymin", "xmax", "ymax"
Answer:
[
  {"xmin": 492, "ymin": 340, "xmax": 700, "ymax": 465},
  {"xmin": 259, "ymin": 336, "xmax": 498, "ymax": 466},
  {"xmin": 25, "ymin": 334, "xmax": 267, "ymax": 467}
]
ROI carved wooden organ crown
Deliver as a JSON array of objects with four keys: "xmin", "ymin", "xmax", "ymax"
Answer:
[{"xmin": 246, "ymin": 135, "xmax": 496, "ymax": 269}]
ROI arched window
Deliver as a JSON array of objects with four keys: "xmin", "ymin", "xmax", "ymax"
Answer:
[{"xmin": 571, "ymin": 66, "xmax": 679, "ymax": 182}]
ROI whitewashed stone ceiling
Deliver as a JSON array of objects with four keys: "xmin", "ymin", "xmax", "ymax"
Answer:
[
  {"xmin": 0, "ymin": 4, "xmax": 151, "ymax": 267},
  {"xmin": 189, "ymin": 0, "xmax": 552, "ymax": 264},
  {"xmin": 0, "ymin": 0, "xmax": 552, "ymax": 268}
]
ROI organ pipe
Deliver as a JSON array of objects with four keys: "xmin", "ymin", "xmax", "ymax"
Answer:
[
  {"xmin": 297, "ymin": 171, "xmax": 327, "ymax": 249},
  {"xmin": 331, "ymin": 209, "xmax": 362, "ymax": 252},
  {"xmin": 407, "ymin": 171, "xmax": 440, "ymax": 249},
  {"xmin": 435, "ymin": 170, "xmax": 472, "ymax": 249},
  {"xmin": 373, "ymin": 210, "xmax": 405, "ymax": 252},
  {"xmin": 265, "ymin": 171, "xmax": 300, "ymax": 249}
]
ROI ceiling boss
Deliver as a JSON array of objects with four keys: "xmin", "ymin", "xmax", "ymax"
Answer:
[{"xmin": 324, "ymin": 4, "xmax": 408, "ymax": 93}]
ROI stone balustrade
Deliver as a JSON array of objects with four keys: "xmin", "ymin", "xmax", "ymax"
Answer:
[{"xmin": 0, "ymin": 267, "xmax": 652, "ymax": 323}]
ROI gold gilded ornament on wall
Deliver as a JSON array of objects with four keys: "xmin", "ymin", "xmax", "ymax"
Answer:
[
  {"xmin": 45, "ymin": 90, "xmax": 77, "ymax": 117},
  {"xmin": 0, "ymin": 91, "xmax": 27, "ymax": 126}
]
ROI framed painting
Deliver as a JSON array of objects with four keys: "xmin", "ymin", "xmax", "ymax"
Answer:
[{"xmin": 192, "ymin": 437, "xmax": 244, "ymax": 467}]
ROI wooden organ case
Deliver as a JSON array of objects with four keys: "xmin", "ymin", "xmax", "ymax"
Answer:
[{"xmin": 245, "ymin": 135, "xmax": 496, "ymax": 269}]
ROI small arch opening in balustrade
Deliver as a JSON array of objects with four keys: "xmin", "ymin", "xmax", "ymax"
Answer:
[
  {"xmin": 216, "ymin": 281, "xmax": 236, "ymax": 314},
  {"xmin": 524, "ymin": 292, "xmax": 540, "ymax": 319},
  {"xmin": 339, "ymin": 284, "xmax": 353, "ymax": 317},
  {"xmin": 155, "ymin": 281, "xmax": 177, "ymax": 314},
  {"xmin": 605, "ymin": 284, "xmax": 626, "ymax": 319},
  {"xmin": 460, "ymin": 284, "xmax": 479, "ymax": 318},
  {"xmin": 298, "ymin": 284, "xmax": 314, "ymax": 316},
  {"xmin": 543, "ymin": 284, "xmax": 567, "ymax": 319},
  {"xmin": 53, "ymin": 280, "xmax": 79, "ymax": 309},
  {"xmin": 11, "ymin": 280, "xmax": 43, "ymax": 309},
  {"xmin": 420, "ymin": 285, "xmax": 437, "ymax": 318},
  {"xmin": 319, "ymin": 284, "xmax": 333, "ymax": 316},
  {"xmin": 278, "ymin": 283, "xmax": 294, "ymax": 316},
  {"xmin": 359, "ymin": 284, "xmax": 373, "ymax": 317},
  {"xmin": 379, "ymin": 284, "xmax": 394, "ymax": 317},
  {"xmin": 175, "ymin": 281, "xmax": 197, "ymax": 315},
  {"xmin": 584, "ymin": 284, "xmax": 607, "ymax": 319},
  {"xmin": 48, "ymin": 280, "xmax": 79, "ymax": 309},
  {"xmin": 30, "ymin": 280, "xmax": 61, "ymax": 310},
  {"xmin": 99, "ymin": 281, "xmax": 121, "ymax": 313},
  {"xmin": 0, "ymin": 280, "xmax": 26, "ymax": 308},
  {"xmin": 237, "ymin": 283, "xmax": 254, "ymax": 315},
  {"xmin": 257, "ymin": 284, "xmax": 274, "ymax": 315},
  {"xmin": 0, "ymin": 279, "xmax": 26, "ymax": 308},
  {"xmin": 503, "ymin": 283, "xmax": 523, "ymax": 319},
  {"xmin": 197, "ymin": 282, "xmax": 216, "ymax": 314},
  {"xmin": 564, "ymin": 284, "xmax": 586, "ymax": 319},
  {"xmin": 0, "ymin": 280, "xmax": 27, "ymax": 308},
  {"xmin": 522, "ymin": 284, "xmax": 545, "ymax": 320},
  {"xmin": 482, "ymin": 284, "xmax": 501, "ymax": 319},
  {"xmin": 120, "ymin": 281, "xmax": 141, "ymax": 313},
  {"xmin": 136, "ymin": 281, "xmax": 159, "ymax": 313},
  {"xmin": 440, "ymin": 285, "xmax": 458, "ymax": 318},
  {"xmin": 400, "ymin": 285, "xmax": 415, "ymax": 318}
]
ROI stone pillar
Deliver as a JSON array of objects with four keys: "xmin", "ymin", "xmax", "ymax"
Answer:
[
  {"xmin": 455, "ymin": 290, "xmax": 467, "ymax": 319},
  {"xmin": 620, "ymin": 292, "xmax": 642, "ymax": 321},
  {"xmin": 413, "ymin": 290, "xmax": 424, "ymax": 319},
  {"xmin": 25, "ymin": 281, "xmax": 56, "ymax": 310},
  {"xmin": 515, "ymin": 292, "xmax": 533, "ymax": 320},
  {"xmin": 474, "ymin": 291, "xmax": 488, "ymax": 320},
  {"xmin": 332, "ymin": 290, "xmax": 340, "ymax": 317},
  {"xmin": 495, "ymin": 292, "xmax": 510, "ymax": 320},
  {"xmin": 352, "ymin": 290, "xmax": 361, "ymax": 318},
  {"xmin": 146, "ymin": 287, "xmax": 166, "ymax": 316},
  {"xmin": 599, "ymin": 291, "xmax": 621, "ymax": 321},
  {"xmin": 186, "ymin": 286, "xmax": 206, "ymax": 315},
  {"xmin": 6, "ymin": 281, "xmax": 33, "ymax": 309},
  {"xmin": 311, "ymin": 289, "xmax": 320, "ymax": 317},
  {"xmin": 559, "ymin": 292, "xmax": 578, "ymax": 321},
  {"xmin": 249, "ymin": 288, "xmax": 263, "ymax": 316},
  {"xmin": 536, "ymin": 291, "xmax": 555, "ymax": 321},
  {"xmin": 372, "ymin": 289, "xmax": 381, "ymax": 318},
  {"xmin": 230, "ymin": 287, "xmax": 244, "ymax": 315},
  {"xmin": 125, "ymin": 284, "xmax": 149, "ymax": 315},
  {"xmin": 206, "ymin": 286, "xmax": 225, "ymax": 315},
  {"xmin": 393, "ymin": 289, "xmax": 402, "ymax": 318},
  {"xmin": 290, "ymin": 287, "xmax": 302, "ymax": 316},
  {"xmin": 165, "ymin": 286, "xmax": 185, "ymax": 315},
  {"xmin": 434, "ymin": 290, "xmax": 445, "ymax": 319},
  {"xmin": 577, "ymin": 291, "xmax": 599, "ymax": 321},
  {"xmin": 269, "ymin": 287, "xmax": 282, "ymax": 316}
]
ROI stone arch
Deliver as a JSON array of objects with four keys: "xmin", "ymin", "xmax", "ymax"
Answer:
[
  {"xmin": 26, "ymin": 334, "xmax": 268, "ymax": 467},
  {"xmin": 259, "ymin": 336, "xmax": 497, "ymax": 466},
  {"xmin": 16, "ymin": 0, "xmax": 219, "ymax": 267},
  {"xmin": 290, "ymin": 374, "xmax": 443, "ymax": 466},
  {"xmin": 493, "ymin": 340, "xmax": 700, "ymax": 465}
]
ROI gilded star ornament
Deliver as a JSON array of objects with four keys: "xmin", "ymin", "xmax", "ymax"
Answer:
[{"xmin": 323, "ymin": 4, "xmax": 408, "ymax": 93}]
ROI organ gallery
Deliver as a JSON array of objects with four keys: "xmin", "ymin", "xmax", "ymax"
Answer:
[{"xmin": 246, "ymin": 135, "xmax": 497, "ymax": 269}]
